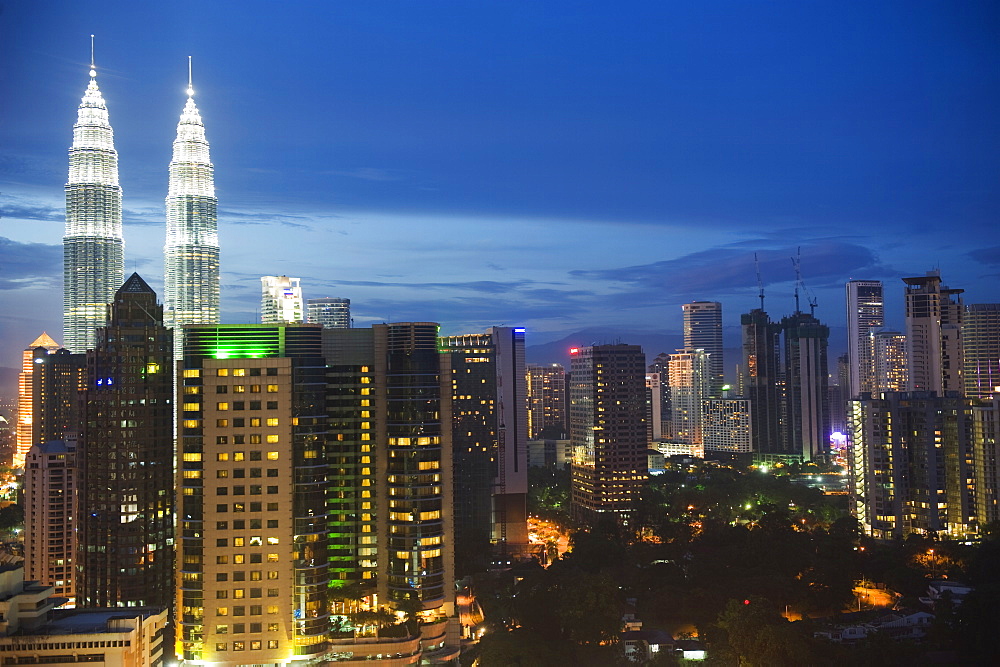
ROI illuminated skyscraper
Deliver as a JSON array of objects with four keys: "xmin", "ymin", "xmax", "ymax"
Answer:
[
  {"xmin": 964, "ymin": 304, "xmax": 1000, "ymax": 400},
  {"xmin": 15, "ymin": 332, "xmax": 62, "ymax": 468},
  {"xmin": 64, "ymin": 57, "xmax": 124, "ymax": 353},
  {"xmin": 683, "ymin": 302, "xmax": 724, "ymax": 397},
  {"xmin": 667, "ymin": 348, "xmax": 710, "ymax": 445},
  {"xmin": 781, "ymin": 312, "xmax": 830, "ymax": 461},
  {"xmin": 307, "ymin": 297, "xmax": 351, "ymax": 329},
  {"xmin": 164, "ymin": 60, "xmax": 219, "ymax": 337},
  {"xmin": 260, "ymin": 275, "xmax": 304, "ymax": 324},
  {"xmin": 526, "ymin": 363, "xmax": 567, "ymax": 439},
  {"xmin": 569, "ymin": 344, "xmax": 647, "ymax": 522},
  {"xmin": 873, "ymin": 331, "xmax": 908, "ymax": 394},
  {"xmin": 845, "ymin": 280, "xmax": 884, "ymax": 398}
]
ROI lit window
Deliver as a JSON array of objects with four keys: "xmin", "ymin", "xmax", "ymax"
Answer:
[
  {"xmin": 217, "ymin": 403, "xmax": 229, "ymax": 411},
  {"xmin": 266, "ymin": 418, "xmax": 279, "ymax": 426},
  {"xmin": 183, "ymin": 420, "xmax": 200, "ymax": 428},
  {"xmin": 266, "ymin": 435, "xmax": 279, "ymax": 443},
  {"xmin": 217, "ymin": 369, "xmax": 229, "ymax": 377},
  {"xmin": 233, "ymin": 369, "xmax": 246, "ymax": 377},
  {"xmin": 267, "ymin": 452, "xmax": 278, "ymax": 460},
  {"xmin": 267, "ymin": 553, "xmax": 279, "ymax": 562},
  {"xmin": 183, "ymin": 369, "xmax": 200, "ymax": 378},
  {"xmin": 267, "ymin": 384, "xmax": 279, "ymax": 393}
]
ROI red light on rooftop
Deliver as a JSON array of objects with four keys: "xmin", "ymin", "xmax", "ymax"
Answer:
[
  {"xmin": 743, "ymin": 599, "xmax": 751, "ymax": 605},
  {"xmin": 569, "ymin": 348, "xmax": 579, "ymax": 354}
]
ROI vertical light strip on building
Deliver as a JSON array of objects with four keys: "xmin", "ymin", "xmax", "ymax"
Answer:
[
  {"xmin": 63, "ymin": 51, "xmax": 124, "ymax": 353},
  {"xmin": 165, "ymin": 58, "xmax": 219, "ymax": 336}
]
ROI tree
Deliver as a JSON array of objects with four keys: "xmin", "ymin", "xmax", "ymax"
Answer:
[{"xmin": 713, "ymin": 598, "xmax": 811, "ymax": 666}]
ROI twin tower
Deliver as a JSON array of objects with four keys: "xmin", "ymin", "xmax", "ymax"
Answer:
[{"xmin": 63, "ymin": 54, "xmax": 219, "ymax": 353}]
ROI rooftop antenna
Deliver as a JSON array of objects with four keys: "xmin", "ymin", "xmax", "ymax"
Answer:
[{"xmin": 754, "ymin": 253, "xmax": 765, "ymax": 310}]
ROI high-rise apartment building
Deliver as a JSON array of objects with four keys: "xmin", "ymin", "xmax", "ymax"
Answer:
[
  {"xmin": 683, "ymin": 301, "xmax": 724, "ymax": 397},
  {"xmin": 972, "ymin": 397, "xmax": 1000, "ymax": 527},
  {"xmin": 845, "ymin": 280, "xmax": 884, "ymax": 398},
  {"xmin": 526, "ymin": 363, "xmax": 567, "ymax": 439},
  {"xmin": 964, "ymin": 304, "xmax": 1000, "ymax": 400},
  {"xmin": 702, "ymin": 398, "xmax": 752, "ymax": 455},
  {"xmin": 781, "ymin": 312, "xmax": 830, "ymax": 461},
  {"xmin": 570, "ymin": 344, "xmax": 648, "ymax": 522},
  {"xmin": 849, "ymin": 391, "xmax": 976, "ymax": 540},
  {"xmin": 873, "ymin": 331, "xmax": 908, "ymax": 394},
  {"xmin": 321, "ymin": 324, "xmax": 457, "ymax": 627},
  {"xmin": 25, "ymin": 440, "xmax": 78, "ymax": 605},
  {"xmin": 440, "ymin": 327, "xmax": 528, "ymax": 566},
  {"xmin": 740, "ymin": 309, "xmax": 784, "ymax": 455},
  {"xmin": 307, "ymin": 297, "xmax": 351, "ymax": 329},
  {"xmin": 667, "ymin": 348, "xmax": 710, "ymax": 445},
  {"xmin": 64, "ymin": 61, "xmax": 124, "ymax": 354},
  {"xmin": 15, "ymin": 333, "xmax": 63, "ymax": 468},
  {"xmin": 260, "ymin": 275, "xmax": 304, "ymax": 324},
  {"xmin": 646, "ymin": 373, "xmax": 664, "ymax": 441},
  {"xmin": 78, "ymin": 274, "xmax": 174, "ymax": 609},
  {"xmin": 164, "ymin": 66, "xmax": 219, "ymax": 339},
  {"xmin": 177, "ymin": 324, "xmax": 330, "ymax": 664},
  {"xmin": 904, "ymin": 271, "xmax": 964, "ymax": 394}
]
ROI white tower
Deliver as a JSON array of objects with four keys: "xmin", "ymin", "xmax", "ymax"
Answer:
[
  {"xmin": 261, "ymin": 275, "xmax": 304, "ymax": 323},
  {"xmin": 164, "ymin": 57, "xmax": 219, "ymax": 336},
  {"xmin": 63, "ymin": 40, "xmax": 124, "ymax": 353}
]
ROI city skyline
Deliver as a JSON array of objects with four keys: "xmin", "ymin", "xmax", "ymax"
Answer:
[{"xmin": 3, "ymin": 2, "xmax": 1000, "ymax": 370}]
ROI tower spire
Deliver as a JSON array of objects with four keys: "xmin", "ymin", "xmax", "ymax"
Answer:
[
  {"xmin": 90, "ymin": 34, "xmax": 95, "ymax": 72},
  {"xmin": 187, "ymin": 55, "xmax": 194, "ymax": 97}
]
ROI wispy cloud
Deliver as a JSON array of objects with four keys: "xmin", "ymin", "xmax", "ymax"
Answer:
[
  {"xmin": 326, "ymin": 167, "xmax": 402, "ymax": 182},
  {"xmin": 969, "ymin": 245, "xmax": 1000, "ymax": 266},
  {"xmin": 0, "ymin": 237, "xmax": 62, "ymax": 289}
]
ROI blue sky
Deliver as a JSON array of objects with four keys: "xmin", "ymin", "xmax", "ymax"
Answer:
[{"xmin": 2, "ymin": 1, "xmax": 999, "ymax": 369}]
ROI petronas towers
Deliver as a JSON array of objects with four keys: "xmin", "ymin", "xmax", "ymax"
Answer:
[{"xmin": 63, "ymin": 54, "xmax": 219, "ymax": 352}]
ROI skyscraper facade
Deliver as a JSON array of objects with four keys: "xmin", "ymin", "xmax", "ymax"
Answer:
[
  {"xmin": 526, "ymin": 363, "xmax": 567, "ymax": 439},
  {"xmin": 260, "ymin": 275, "xmax": 304, "ymax": 324},
  {"xmin": 781, "ymin": 312, "xmax": 830, "ymax": 461},
  {"xmin": 702, "ymin": 398, "xmax": 752, "ymax": 455},
  {"xmin": 307, "ymin": 297, "xmax": 351, "ymax": 329},
  {"xmin": 964, "ymin": 304, "xmax": 1000, "ymax": 400},
  {"xmin": 904, "ymin": 271, "xmax": 964, "ymax": 394},
  {"xmin": 740, "ymin": 309, "xmax": 784, "ymax": 455},
  {"xmin": 64, "ymin": 63, "xmax": 124, "ymax": 354},
  {"xmin": 78, "ymin": 274, "xmax": 174, "ymax": 608},
  {"xmin": 683, "ymin": 301, "xmax": 724, "ymax": 397},
  {"xmin": 667, "ymin": 348, "xmax": 710, "ymax": 445},
  {"xmin": 845, "ymin": 280, "xmax": 884, "ymax": 398},
  {"xmin": 440, "ymin": 327, "xmax": 528, "ymax": 566},
  {"xmin": 25, "ymin": 439, "xmax": 78, "ymax": 605},
  {"xmin": 849, "ymin": 391, "xmax": 977, "ymax": 540},
  {"xmin": 569, "ymin": 344, "xmax": 648, "ymax": 522},
  {"xmin": 873, "ymin": 331, "xmax": 908, "ymax": 394},
  {"xmin": 177, "ymin": 324, "xmax": 330, "ymax": 665},
  {"xmin": 15, "ymin": 333, "xmax": 62, "ymax": 468},
  {"xmin": 164, "ymin": 70, "xmax": 219, "ymax": 337}
]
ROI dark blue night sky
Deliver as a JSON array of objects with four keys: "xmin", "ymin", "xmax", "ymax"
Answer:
[{"xmin": 2, "ymin": 1, "xmax": 999, "ymax": 368}]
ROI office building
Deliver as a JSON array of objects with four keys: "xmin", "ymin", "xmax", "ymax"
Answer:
[
  {"xmin": 873, "ymin": 331, "xmax": 908, "ymax": 394},
  {"xmin": 904, "ymin": 271, "xmax": 964, "ymax": 394},
  {"xmin": 0, "ymin": 566, "xmax": 167, "ymax": 666},
  {"xmin": 164, "ymin": 65, "xmax": 220, "ymax": 339},
  {"xmin": 702, "ymin": 398, "xmax": 752, "ymax": 456},
  {"xmin": 570, "ymin": 344, "xmax": 648, "ymax": 522},
  {"xmin": 25, "ymin": 440, "xmax": 78, "ymax": 605},
  {"xmin": 964, "ymin": 304, "xmax": 1000, "ymax": 400},
  {"xmin": 64, "ymin": 60, "xmax": 124, "ymax": 354},
  {"xmin": 177, "ymin": 324, "xmax": 330, "ymax": 664},
  {"xmin": 15, "ymin": 333, "xmax": 64, "ymax": 468},
  {"xmin": 740, "ymin": 309, "xmax": 784, "ymax": 455},
  {"xmin": 781, "ymin": 312, "xmax": 830, "ymax": 461},
  {"xmin": 306, "ymin": 297, "xmax": 351, "ymax": 329},
  {"xmin": 440, "ymin": 327, "xmax": 528, "ymax": 565},
  {"xmin": 683, "ymin": 301, "xmax": 724, "ymax": 397},
  {"xmin": 667, "ymin": 349, "xmax": 710, "ymax": 446},
  {"xmin": 849, "ymin": 392, "xmax": 976, "ymax": 540},
  {"xmin": 260, "ymin": 275, "xmax": 304, "ymax": 324},
  {"xmin": 845, "ymin": 280, "xmax": 884, "ymax": 398},
  {"xmin": 78, "ymin": 274, "xmax": 174, "ymax": 609},
  {"xmin": 526, "ymin": 363, "xmax": 567, "ymax": 439}
]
